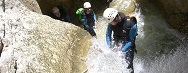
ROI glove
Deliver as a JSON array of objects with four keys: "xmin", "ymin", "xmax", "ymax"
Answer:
[
  {"xmin": 93, "ymin": 26, "xmax": 96, "ymax": 29},
  {"xmin": 61, "ymin": 18, "xmax": 65, "ymax": 21},
  {"xmin": 109, "ymin": 44, "xmax": 113, "ymax": 48},
  {"xmin": 118, "ymin": 51, "xmax": 126, "ymax": 58},
  {"xmin": 107, "ymin": 44, "xmax": 112, "ymax": 49}
]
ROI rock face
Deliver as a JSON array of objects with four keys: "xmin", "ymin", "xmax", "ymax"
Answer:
[
  {"xmin": 0, "ymin": 0, "xmax": 91, "ymax": 73},
  {"xmin": 156, "ymin": 0, "xmax": 188, "ymax": 35}
]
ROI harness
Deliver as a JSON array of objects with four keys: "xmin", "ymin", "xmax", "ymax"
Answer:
[{"xmin": 81, "ymin": 9, "xmax": 95, "ymax": 25}]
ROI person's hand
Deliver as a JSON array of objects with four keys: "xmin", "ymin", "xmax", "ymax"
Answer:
[
  {"xmin": 93, "ymin": 26, "xmax": 96, "ymax": 29},
  {"xmin": 61, "ymin": 18, "xmax": 64, "ymax": 21},
  {"xmin": 108, "ymin": 44, "xmax": 112, "ymax": 48},
  {"xmin": 94, "ymin": 21, "xmax": 98, "ymax": 28},
  {"xmin": 95, "ymin": 21, "xmax": 98, "ymax": 25},
  {"xmin": 118, "ymin": 51, "xmax": 126, "ymax": 58},
  {"xmin": 85, "ymin": 25, "xmax": 89, "ymax": 29}
]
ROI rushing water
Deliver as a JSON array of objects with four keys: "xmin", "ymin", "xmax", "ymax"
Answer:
[{"xmin": 86, "ymin": 0, "xmax": 188, "ymax": 73}]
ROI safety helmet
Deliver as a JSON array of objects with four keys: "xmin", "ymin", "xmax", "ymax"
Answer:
[
  {"xmin": 52, "ymin": 7, "xmax": 59, "ymax": 13},
  {"xmin": 84, "ymin": 2, "xmax": 91, "ymax": 8},
  {"xmin": 103, "ymin": 8, "xmax": 118, "ymax": 23}
]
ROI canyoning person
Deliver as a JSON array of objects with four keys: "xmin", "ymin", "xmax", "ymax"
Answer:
[
  {"xmin": 103, "ymin": 8, "xmax": 138, "ymax": 73},
  {"xmin": 51, "ymin": 6, "xmax": 71, "ymax": 22},
  {"xmin": 76, "ymin": 2, "xmax": 97, "ymax": 37}
]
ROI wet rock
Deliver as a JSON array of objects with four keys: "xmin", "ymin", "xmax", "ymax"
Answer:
[{"xmin": 154, "ymin": 0, "xmax": 188, "ymax": 35}]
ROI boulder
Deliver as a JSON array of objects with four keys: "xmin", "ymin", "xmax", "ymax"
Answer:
[{"xmin": 0, "ymin": 0, "xmax": 91, "ymax": 73}]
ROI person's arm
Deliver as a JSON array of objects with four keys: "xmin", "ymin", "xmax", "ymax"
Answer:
[
  {"xmin": 93, "ymin": 12, "xmax": 97, "ymax": 22},
  {"xmin": 121, "ymin": 24, "xmax": 137, "ymax": 52},
  {"xmin": 106, "ymin": 24, "xmax": 112, "ymax": 48},
  {"xmin": 93, "ymin": 12, "xmax": 97, "ymax": 28}
]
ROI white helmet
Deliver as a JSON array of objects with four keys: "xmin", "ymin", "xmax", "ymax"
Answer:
[
  {"xmin": 103, "ymin": 8, "xmax": 118, "ymax": 23},
  {"xmin": 84, "ymin": 2, "xmax": 91, "ymax": 8},
  {"xmin": 52, "ymin": 7, "xmax": 59, "ymax": 13}
]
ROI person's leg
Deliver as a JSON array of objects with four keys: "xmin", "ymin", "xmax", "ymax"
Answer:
[
  {"xmin": 91, "ymin": 29, "xmax": 96, "ymax": 37},
  {"xmin": 87, "ymin": 23, "xmax": 97, "ymax": 37},
  {"xmin": 125, "ymin": 48, "xmax": 134, "ymax": 72},
  {"xmin": 64, "ymin": 15, "xmax": 71, "ymax": 22},
  {"xmin": 86, "ymin": 27, "xmax": 96, "ymax": 37}
]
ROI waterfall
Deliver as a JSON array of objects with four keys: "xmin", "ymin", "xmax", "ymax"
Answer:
[{"xmin": 86, "ymin": 0, "xmax": 188, "ymax": 73}]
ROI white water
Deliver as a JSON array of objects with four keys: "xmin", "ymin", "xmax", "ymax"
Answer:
[
  {"xmin": 86, "ymin": 0, "xmax": 188, "ymax": 73},
  {"xmin": 86, "ymin": 0, "xmax": 144, "ymax": 72}
]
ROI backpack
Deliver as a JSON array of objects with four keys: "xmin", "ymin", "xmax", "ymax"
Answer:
[
  {"xmin": 125, "ymin": 16, "xmax": 137, "ymax": 29},
  {"xmin": 76, "ymin": 8, "xmax": 84, "ymax": 21},
  {"xmin": 123, "ymin": 16, "xmax": 137, "ymax": 31},
  {"xmin": 123, "ymin": 16, "xmax": 138, "ymax": 41}
]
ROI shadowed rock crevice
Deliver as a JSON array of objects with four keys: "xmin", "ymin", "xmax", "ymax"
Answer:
[
  {"xmin": 0, "ymin": 23, "xmax": 5, "ymax": 57},
  {"xmin": 168, "ymin": 12, "xmax": 188, "ymax": 35},
  {"xmin": 14, "ymin": 60, "xmax": 17, "ymax": 73},
  {"xmin": 36, "ymin": 0, "xmax": 109, "ymax": 26},
  {"xmin": 2, "ymin": 0, "xmax": 5, "ymax": 12},
  {"xmin": 0, "ymin": 39, "xmax": 3, "ymax": 57}
]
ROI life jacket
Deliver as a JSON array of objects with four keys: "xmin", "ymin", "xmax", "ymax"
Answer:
[
  {"xmin": 123, "ymin": 16, "xmax": 137, "ymax": 42},
  {"xmin": 110, "ymin": 12, "xmax": 137, "ymax": 42},
  {"xmin": 76, "ymin": 8, "xmax": 95, "ymax": 24}
]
